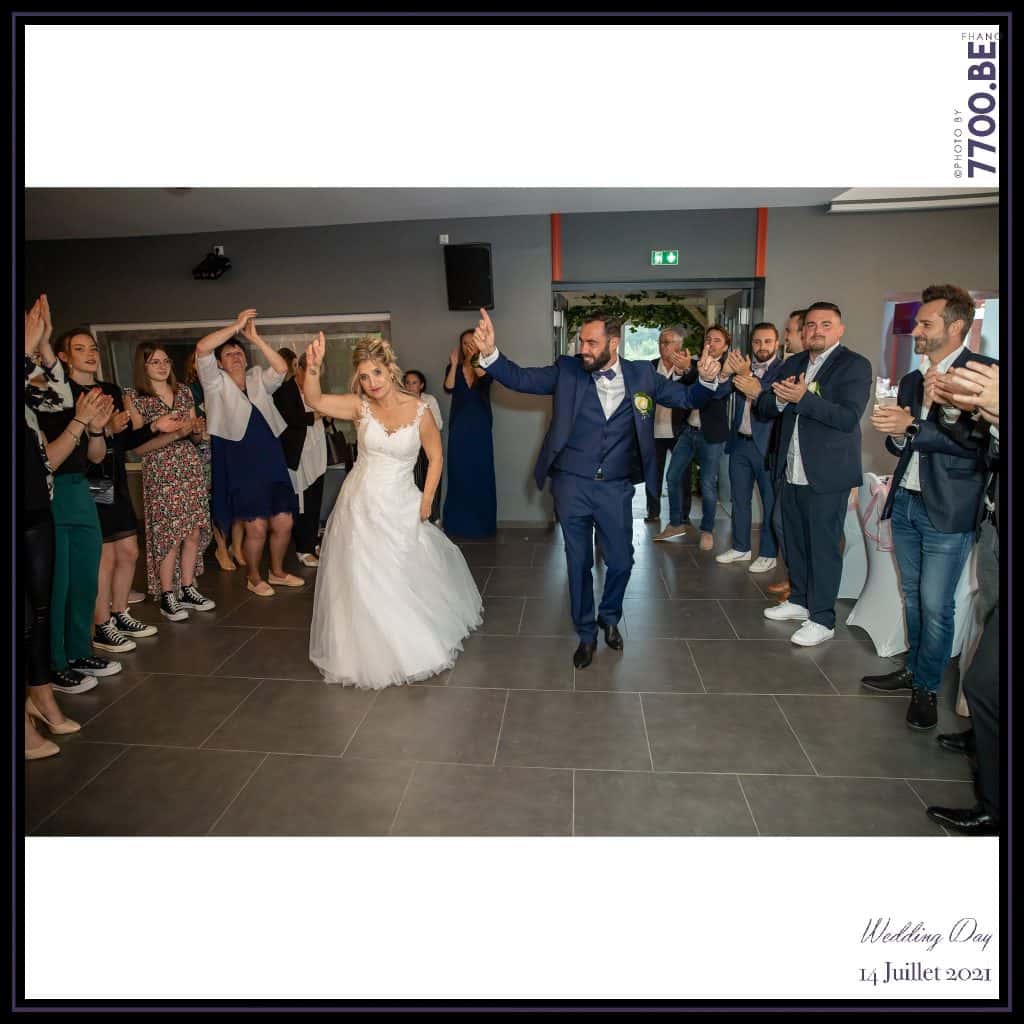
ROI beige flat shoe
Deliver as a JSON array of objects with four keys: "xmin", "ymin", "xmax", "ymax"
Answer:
[
  {"xmin": 26, "ymin": 696, "xmax": 81, "ymax": 735},
  {"xmin": 267, "ymin": 573, "xmax": 304, "ymax": 588},
  {"xmin": 247, "ymin": 580, "xmax": 275, "ymax": 597},
  {"xmin": 296, "ymin": 553, "xmax": 320, "ymax": 568},
  {"xmin": 699, "ymin": 531, "xmax": 715, "ymax": 551}
]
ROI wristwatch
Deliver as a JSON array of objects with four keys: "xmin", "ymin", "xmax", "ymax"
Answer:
[{"xmin": 904, "ymin": 419, "xmax": 921, "ymax": 438}]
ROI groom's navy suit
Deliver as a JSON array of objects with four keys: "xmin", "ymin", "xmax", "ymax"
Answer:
[{"xmin": 484, "ymin": 350, "xmax": 716, "ymax": 643}]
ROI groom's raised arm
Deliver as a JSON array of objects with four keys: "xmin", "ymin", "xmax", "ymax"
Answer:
[{"xmin": 473, "ymin": 308, "xmax": 558, "ymax": 396}]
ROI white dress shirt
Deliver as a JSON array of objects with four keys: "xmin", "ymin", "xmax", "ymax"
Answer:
[
  {"xmin": 197, "ymin": 351, "xmax": 288, "ymax": 442},
  {"xmin": 895, "ymin": 342, "xmax": 969, "ymax": 493},
  {"xmin": 780, "ymin": 340, "xmax": 842, "ymax": 486},
  {"xmin": 738, "ymin": 356, "xmax": 776, "ymax": 436},
  {"xmin": 653, "ymin": 359, "xmax": 679, "ymax": 439}
]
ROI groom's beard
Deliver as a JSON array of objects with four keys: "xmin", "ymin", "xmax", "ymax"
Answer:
[{"xmin": 582, "ymin": 347, "xmax": 613, "ymax": 373}]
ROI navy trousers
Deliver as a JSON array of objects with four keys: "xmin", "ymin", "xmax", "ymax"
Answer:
[
  {"xmin": 780, "ymin": 482, "xmax": 847, "ymax": 629},
  {"xmin": 551, "ymin": 471, "xmax": 634, "ymax": 644}
]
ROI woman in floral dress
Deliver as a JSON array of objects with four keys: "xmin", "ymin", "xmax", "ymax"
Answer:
[{"xmin": 123, "ymin": 343, "xmax": 215, "ymax": 622}]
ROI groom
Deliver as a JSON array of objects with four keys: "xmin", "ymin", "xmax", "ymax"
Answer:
[{"xmin": 472, "ymin": 309, "xmax": 723, "ymax": 668}]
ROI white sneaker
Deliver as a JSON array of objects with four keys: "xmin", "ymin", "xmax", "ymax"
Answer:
[
  {"xmin": 297, "ymin": 552, "xmax": 320, "ymax": 568},
  {"xmin": 749, "ymin": 556, "xmax": 778, "ymax": 574},
  {"xmin": 790, "ymin": 620, "xmax": 835, "ymax": 647},
  {"xmin": 763, "ymin": 601, "xmax": 810, "ymax": 621},
  {"xmin": 715, "ymin": 549, "xmax": 751, "ymax": 564}
]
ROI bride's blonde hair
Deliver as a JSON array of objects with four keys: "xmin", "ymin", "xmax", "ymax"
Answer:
[{"xmin": 349, "ymin": 336, "xmax": 408, "ymax": 397}]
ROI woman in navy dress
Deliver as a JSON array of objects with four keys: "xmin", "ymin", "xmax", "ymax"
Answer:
[
  {"xmin": 442, "ymin": 329, "xmax": 497, "ymax": 538},
  {"xmin": 195, "ymin": 310, "xmax": 302, "ymax": 597}
]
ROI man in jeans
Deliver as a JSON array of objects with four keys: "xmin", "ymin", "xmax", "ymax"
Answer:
[
  {"xmin": 654, "ymin": 325, "xmax": 732, "ymax": 550},
  {"xmin": 863, "ymin": 284, "xmax": 997, "ymax": 730},
  {"xmin": 716, "ymin": 322, "xmax": 785, "ymax": 573},
  {"xmin": 645, "ymin": 329, "xmax": 692, "ymax": 523}
]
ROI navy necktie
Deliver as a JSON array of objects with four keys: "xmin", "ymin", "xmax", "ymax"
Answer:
[{"xmin": 595, "ymin": 369, "xmax": 616, "ymax": 381}]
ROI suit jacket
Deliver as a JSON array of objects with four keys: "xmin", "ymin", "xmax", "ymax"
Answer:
[
  {"xmin": 879, "ymin": 349, "xmax": 997, "ymax": 534},
  {"xmin": 753, "ymin": 344, "xmax": 872, "ymax": 494},
  {"xmin": 724, "ymin": 353, "xmax": 786, "ymax": 459},
  {"xmin": 649, "ymin": 358, "xmax": 687, "ymax": 437},
  {"xmin": 484, "ymin": 352, "xmax": 716, "ymax": 496},
  {"xmin": 272, "ymin": 376, "xmax": 315, "ymax": 471}
]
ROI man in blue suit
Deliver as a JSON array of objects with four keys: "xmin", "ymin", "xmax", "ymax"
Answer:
[
  {"xmin": 862, "ymin": 283, "xmax": 997, "ymax": 731},
  {"xmin": 471, "ymin": 308, "xmax": 721, "ymax": 668},
  {"xmin": 716, "ymin": 321, "xmax": 786, "ymax": 573},
  {"xmin": 753, "ymin": 302, "xmax": 873, "ymax": 647}
]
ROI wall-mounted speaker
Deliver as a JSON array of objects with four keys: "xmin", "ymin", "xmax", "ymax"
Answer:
[{"xmin": 443, "ymin": 243, "xmax": 494, "ymax": 311}]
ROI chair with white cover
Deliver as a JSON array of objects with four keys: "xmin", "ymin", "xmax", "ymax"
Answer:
[
  {"xmin": 838, "ymin": 486, "xmax": 868, "ymax": 600},
  {"xmin": 845, "ymin": 474, "xmax": 909, "ymax": 657}
]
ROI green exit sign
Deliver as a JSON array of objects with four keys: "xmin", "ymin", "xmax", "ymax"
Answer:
[{"xmin": 651, "ymin": 250, "xmax": 679, "ymax": 266}]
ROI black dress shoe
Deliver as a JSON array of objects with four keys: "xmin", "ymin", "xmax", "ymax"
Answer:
[
  {"xmin": 937, "ymin": 729, "xmax": 976, "ymax": 755},
  {"xmin": 573, "ymin": 641, "xmax": 597, "ymax": 669},
  {"xmin": 597, "ymin": 620, "xmax": 624, "ymax": 651},
  {"xmin": 906, "ymin": 687, "xmax": 938, "ymax": 730},
  {"xmin": 925, "ymin": 804, "xmax": 1000, "ymax": 836},
  {"xmin": 862, "ymin": 667, "xmax": 914, "ymax": 692}
]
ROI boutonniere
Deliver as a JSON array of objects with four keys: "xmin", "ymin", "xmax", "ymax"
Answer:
[
  {"xmin": 807, "ymin": 381, "xmax": 822, "ymax": 397},
  {"xmin": 633, "ymin": 392, "xmax": 653, "ymax": 418}
]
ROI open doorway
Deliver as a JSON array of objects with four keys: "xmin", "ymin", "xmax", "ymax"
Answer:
[{"xmin": 552, "ymin": 281, "xmax": 760, "ymax": 523}]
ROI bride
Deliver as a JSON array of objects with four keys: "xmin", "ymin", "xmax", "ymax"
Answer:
[{"xmin": 303, "ymin": 332, "xmax": 482, "ymax": 688}]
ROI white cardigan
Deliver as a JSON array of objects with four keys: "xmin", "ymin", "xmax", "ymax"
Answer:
[{"xmin": 197, "ymin": 351, "xmax": 288, "ymax": 442}]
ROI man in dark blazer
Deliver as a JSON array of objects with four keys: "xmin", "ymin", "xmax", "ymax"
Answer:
[
  {"xmin": 471, "ymin": 309, "xmax": 721, "ymax": 669},
  {"xmin": 753, "ymin": 301, "xmax": 872, "ymax": 647},
  {"xmin": 654, "ymin": 325, "xmax": 734, "ymax": 550},
  {"xmin": 863, "ymin": 284, "xmax": 998, "ymax": 731},
  {"xmin": 716, "ymin": 322, "xmax": 786, "ymax": 573},
  {"xmin": 925, "ymin": 359, "xmax": 1000, "ymax": 834},
  {"xmin": 645, "ymin": 328, "xmax": 692, "ymax": 522},
  {"xmin": 273, "ymin": 351, "xmax": 327, "ymax": 565}
]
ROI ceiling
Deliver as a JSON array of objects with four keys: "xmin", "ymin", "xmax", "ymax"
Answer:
[{"xmin": 23, "ymin": 187, "xmax": 846, "ymax": 241}]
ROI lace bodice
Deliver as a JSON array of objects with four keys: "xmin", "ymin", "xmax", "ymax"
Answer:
[{"xmin": 355, "ymin": 398, "xmax": 427, "ymax": 471}]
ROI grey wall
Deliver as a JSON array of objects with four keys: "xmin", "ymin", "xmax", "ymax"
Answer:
[
  {"xmin": 25, "ymin": 201, "xmax": 999, "ymax": 524},
  {"xmin": 560, "ymin": 208, "xmax": 757, "ymax": 282},
  {"xmin": 764, "ymin": 204, "xmax": 1000, "ymax": 474},
  {"xmin": 25, "ymin": 214, "xmax": 555, "ymax": 524}
]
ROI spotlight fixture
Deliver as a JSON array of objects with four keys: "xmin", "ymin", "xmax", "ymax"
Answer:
[{"xmin": 192, "ymin": 244, "xmax": 231, "ymax": 280}]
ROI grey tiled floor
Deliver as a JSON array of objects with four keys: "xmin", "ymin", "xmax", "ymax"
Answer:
[{"xmin": 25, "ymin": 497, "xmax": 976, "ymax": 837}]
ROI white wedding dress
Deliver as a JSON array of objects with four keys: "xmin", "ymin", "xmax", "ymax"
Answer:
[{"xmin": 309, "ymin": 398, "xmax": 483, "ymax": 688}]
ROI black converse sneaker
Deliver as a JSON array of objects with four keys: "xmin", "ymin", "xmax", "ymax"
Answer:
[
  {"xmin": 69, "ymin": 656, "xmax": 122, "ymax": 678},
  {"xmin": 93, "ymin": 617, "xmax": 137, "ymax": 653},
  {"xmin": 51, "ymin": 668, "xmax": 99, "ymax": 695},
  {"xmin": 179, "ymin": 584, "xmax": 215, "ymax": 612},
  {"xmin": 112, "ymin": 609, "xmax": 159, "ymax": 639},
  {"xmin": 160, "ymin": 591, "xmax": 189, "ymax": 621}
]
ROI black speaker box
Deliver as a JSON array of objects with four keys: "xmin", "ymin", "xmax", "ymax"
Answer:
[{"xmin": 443, "ymin": 243, "xmax": 494, "ymax": 310}]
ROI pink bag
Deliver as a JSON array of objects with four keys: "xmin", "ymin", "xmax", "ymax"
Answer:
[{"xmin": 862, "ymin": 476, "xmax": 894, "ymax": 551}]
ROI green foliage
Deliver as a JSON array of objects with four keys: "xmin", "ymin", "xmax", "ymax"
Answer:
[{"xmin": 567, "ymin": 292, "xmax": 705, "ymax": 345}]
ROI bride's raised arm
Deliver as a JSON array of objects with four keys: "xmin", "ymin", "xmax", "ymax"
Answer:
[{"xmin": 302, "ymin": 332, "xmax": 362, "ymax": 421}]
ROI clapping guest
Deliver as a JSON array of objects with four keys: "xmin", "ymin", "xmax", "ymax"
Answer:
[
  {"xmin": 403, "ymin": 369, "xmax": 443, "ymax": 523},
  {"xmin": 863, "ymin": 285, "xmax": 997, "ymax": 731},
  {"xmin": 34, "ymin": 313, "xmax": 123, "ymax": 691},
  {"xmin": 753, "ymin": 302, "xmax": 872, "ymax": 647},
  {"xmin": 716, "ymin": 323, "xmax": 785, "ymax": 572},
  {"xmin": 195, "ymin": 311, "xmax": 301, "ymax": 596},
  {"xmin": 442, "ymin": 330, "xmax": 496, "ymax": 538},
  {"xmin": 23, "ymin": 296, "xmax": 84, "ymax": 757},
  {"xmin": 55, "ymin": 328, "xmax": 159, "ymax": 655},
  {"xmin": 273, "ymin": 349, "xmax": 328, "ymax": 566},
  {"xmin": 925, "ymin": 360, "xmax": 1000, "ymax": 834},
  {"xmin": 123, "ymin": 344, "xmax": 215, "ymax": 621},
  {"xmin": 645, "ymin": 330, "xmax": 692, "ymax": 523},
  {"xmin": 185, "ymin": 350, "xmax": 244, "ymax": 573},
  {"xmin": 655, "ymin": 325, "xmax": 733, "ymax": 549}
]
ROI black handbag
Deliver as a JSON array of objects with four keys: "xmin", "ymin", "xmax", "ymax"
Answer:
[{"xmin": 324, "ymin": 423, "xmax": 353, "ymax": 468}]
